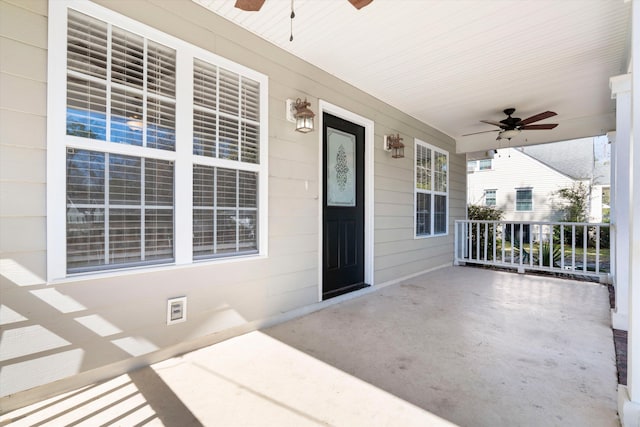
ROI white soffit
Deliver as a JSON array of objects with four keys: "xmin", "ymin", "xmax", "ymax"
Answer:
[{"xmin": 193, "ymin": 0, "xmax": 631, "ymax": 152}]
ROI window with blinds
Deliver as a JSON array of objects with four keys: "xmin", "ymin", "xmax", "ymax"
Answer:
[
  {"xmin": 193, "ymin": 60, "xmax": 260, "ymax": 163},
  {"xmin": 193, "ymin": 166, "xmax": 258, "ymax": 258},
  {"xmin": 192, "ymin": 58, "xmax": 261, "ymax": 259},
  {"xmin": 52, "ymin": 2, "xmax": 267, "ymax": 277},
  {"xmin": 415, "ymin": 139, "xmax": 448, "ymax": 237}
]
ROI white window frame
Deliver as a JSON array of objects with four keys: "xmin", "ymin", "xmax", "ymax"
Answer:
[
  {"xmin": 478, "ymin": 159, "xmax": 493, "ymax": 171},
  {"xmin": 47, "ymin": 0, "xmax": 268, "ymax": 281},
  {"xmin": 515, "ymin": 187, "xmax": 533, "ymax": 212},
  {"xmin": 485, "ymin": 189, "xmax": 497, "ymax": 206},
  {"xmin": 414, "ymin": 138, "xmax": 449, "ymax": 238}
]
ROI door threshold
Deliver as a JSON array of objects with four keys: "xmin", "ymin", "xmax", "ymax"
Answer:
[{"xmin": 323, "ymin": 282, "xmax": 370, "ymax": 300}]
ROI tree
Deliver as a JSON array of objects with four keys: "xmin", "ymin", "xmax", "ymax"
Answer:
[
  {"xmin": 556, "ymin": 182, "xmax": 588, "ymax": 223},
  {"xmin": 468, "ymin": 204, "xmax": 504, "ymax": 221},
  {"xmin": 555, "ymin": 182, "xmax": 589, "ymax": 246},
  {"xmin": 467, "ymin": 204, "xmax": 504, "ymax": 260}
]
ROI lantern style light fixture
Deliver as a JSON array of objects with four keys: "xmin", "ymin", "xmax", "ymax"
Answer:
[
  {"xmin": 286, "ymin": 98, "xmax": 315, "ymax": 133},
  {"xmin": 384, "ymin": 133, "xmax": 405, "ymax": 158}
]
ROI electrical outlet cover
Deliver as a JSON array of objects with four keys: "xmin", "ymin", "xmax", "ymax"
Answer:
[{"xmin": 167, "ymin": 296, "xmax": 187, "ymax": 325}]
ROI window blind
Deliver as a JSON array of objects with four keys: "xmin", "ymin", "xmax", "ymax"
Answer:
[
  {"xmin": 65, "ymin": 9, "xmax": 177, "ymax": 273},
  {"xmin": 193, "ymin": 166, "xmax": 258, "ymax": 258},
  {"xmin": 193, "ymin": 58, "xmax": 260, "ymax": 164}
]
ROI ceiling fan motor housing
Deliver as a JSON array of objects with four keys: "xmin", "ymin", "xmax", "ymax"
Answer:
[{"xmin": 499, "ymin": 108, "xmax": 520, "ymax": 129}]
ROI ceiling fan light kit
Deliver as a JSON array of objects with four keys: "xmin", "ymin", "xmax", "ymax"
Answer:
[{"xmin": 498, "ymin": 129, "xmax": 520, "ymax": 140}]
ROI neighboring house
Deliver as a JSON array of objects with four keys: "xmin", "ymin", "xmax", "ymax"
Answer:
[
  {"xmin": 0, "ymin": 0, "xmax": 464, "ymax": 407},
  {"xmin": 467, "ymin": 137, "xmax": 610, "ymax": 223}
]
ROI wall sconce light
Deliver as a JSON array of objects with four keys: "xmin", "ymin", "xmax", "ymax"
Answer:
[
  {"xmin": 383, "ymin": 133, "xmax": 405, "ymax": 158},
  {"xmin": 286, "ymin": 98, "xmax": 315, "ymax": 133}
]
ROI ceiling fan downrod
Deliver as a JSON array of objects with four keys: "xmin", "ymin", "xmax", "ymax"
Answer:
[{"xmin": 289, "ymin": 0, "xmax": 295, "ymax": 42}]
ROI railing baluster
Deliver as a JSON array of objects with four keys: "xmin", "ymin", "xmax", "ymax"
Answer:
[
  {"xmin": 595, "ymin": 225, "xmax": 600, "ymax": 274},
  {"xmin": 560, "ymin": 224, "xmax": 565, "ymax": 270},
  {"xmin": 572, "ymin": 225, "xmax": 576, "ymax": 270},
  {"xmin": 539, "ymin": 225, "xmax": 543, "ymax": 267},
  {"xmin": 467, "ymin": 221, "xmax": 472, "ymax": 261},
  {"xmin": 501, "ymin": 223, "xmax": 505, "ymax": 263},
  {"xmin": 519, "ymin": 222, "xmax": 524, "ymax": 267},
  {"xmin": 476, "ymin": 222, "xmax": 480, "ymax": 261},
  {"xmin": 583, "ymin": 225, "xmax": 587, "ymax": 272},
  {"xmin": 530, "ymin": 224, "xmax": 534, "ymax": 266},
  {"xmin": 484, "ymin": 222, "xmax": 488, "ymax": 261},
  {"xmin": 492, "ymin": 222, "xmax": 497, "ymax": 262},
  {"xmin": 510, "ymin": 224, "xmax": 515, "ymax": 265}
]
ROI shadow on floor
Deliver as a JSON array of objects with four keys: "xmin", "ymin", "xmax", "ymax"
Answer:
[{"xmin": 129, "ymin": 366, "xmax": 203, "ymax": 427}]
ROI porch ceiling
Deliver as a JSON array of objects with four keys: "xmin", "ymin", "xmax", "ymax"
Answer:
[{"xmin": 194, "ymin": 0, "xmax": 631, "ymax": 153}]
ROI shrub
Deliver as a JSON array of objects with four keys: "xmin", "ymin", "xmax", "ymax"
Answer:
[{"xmin": 467, "ymin": 205, "xmax": 504, "ymax": 260}]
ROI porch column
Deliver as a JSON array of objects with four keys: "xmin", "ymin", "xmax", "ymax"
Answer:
[
  {"xmin": 610, "ymin": 74, "xmax": 631, "ymax": 331},
  {"xmin": 619, "ymin": 0, "xmax": 640, "ymax": 425},
  {"xmin": 607, "ymin": 130, "xmax": 616, "ymax": 284}
]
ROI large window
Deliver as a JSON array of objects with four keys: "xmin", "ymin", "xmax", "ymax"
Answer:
[
  {"xmin": 415, "ymin": 139, "xmax": 448, "ymax": 237},
  {"xmin": 48, "ymin": 1, "xmax": 268, "ymax": 279},
  {"xmin": 515, "ymin": 188, "xmax": 533, "ymax": 211}
]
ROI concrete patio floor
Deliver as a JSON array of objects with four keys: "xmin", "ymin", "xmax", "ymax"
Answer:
[{"xmin": 1, "ymin": 266, "xmax": 618, "ymax": 426}]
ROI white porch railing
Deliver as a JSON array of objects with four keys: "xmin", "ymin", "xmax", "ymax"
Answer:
[{"xmin": 454, "ymin": 220, "xmax": 611, "ymax": 280}]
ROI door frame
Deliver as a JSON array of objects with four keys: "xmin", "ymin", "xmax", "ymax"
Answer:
[{"xmin": 317, "ymin": 100, "xmax": 374, "ymax": 301}]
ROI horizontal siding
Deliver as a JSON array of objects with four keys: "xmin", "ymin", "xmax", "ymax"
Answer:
[
  {"xmin": 0, "ymin": 0, "xmax": 463, "ymax": 406},
  {"xmin": 467, "ymin": 149, "xmax": 576, "ymax": 221}
]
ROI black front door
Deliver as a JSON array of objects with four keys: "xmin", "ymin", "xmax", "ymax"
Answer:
[{"xmin": 322, "ymin": 113, "xmax": 367, "ymax": 300}]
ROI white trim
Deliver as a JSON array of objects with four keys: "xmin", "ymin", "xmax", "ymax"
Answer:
[
  {"xmin": 317, "ymin": 100, "xmax": 375, "ymax": 302},
  {"xmin": 47, "ymin": 0, "xmax": 269, "ymax": 281}
]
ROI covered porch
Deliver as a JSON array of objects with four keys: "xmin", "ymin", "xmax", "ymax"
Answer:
[{"xmin": 1, "ymin": 266, "xmax": 618, "ymax": 426}]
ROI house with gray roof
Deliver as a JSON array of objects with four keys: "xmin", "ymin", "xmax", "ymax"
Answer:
[{"xmin": 467, "ymin": 136, "xmax": 610, "ymax": 223}]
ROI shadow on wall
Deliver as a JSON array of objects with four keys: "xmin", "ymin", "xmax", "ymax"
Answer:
[{"xmin": 0, "ymin": 257, "xmax": 250, "ymax": 404}]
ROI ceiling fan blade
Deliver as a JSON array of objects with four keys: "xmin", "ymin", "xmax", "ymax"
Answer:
[
  {"xmin": 234, "ymin": 0, "xmax": 266, "ymax": 11},
  {"xmin": 462, "ymin": 129, "xmax": 499, "ymax": 136},
  {"xmin": 348, "ymin": 0, "xmax": 373, "ymax": 9},
  {"xmin": 480, "ymin": 120, "xmax": 506, "ymax": 128},
  {"xmin": 521, "ymin": 123, "xmax": 559, "ymax": 130},
  {"xmin": 518, "ymin": 111, "xmax": 557, "ymax": 126}
]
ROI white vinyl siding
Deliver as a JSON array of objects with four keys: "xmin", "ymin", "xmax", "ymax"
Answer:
[
  {"xmin": 415, "ymin": 139, "xmax": 448, "ymax": 238},
  {"xmin": 48, "ymin": 1, "xmax": 268, "ymax": 279}
]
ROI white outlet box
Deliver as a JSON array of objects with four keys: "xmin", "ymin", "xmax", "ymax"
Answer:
[{"xmin": 167, "ymin": 296, "xmax": 187, "ymax": 325}]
